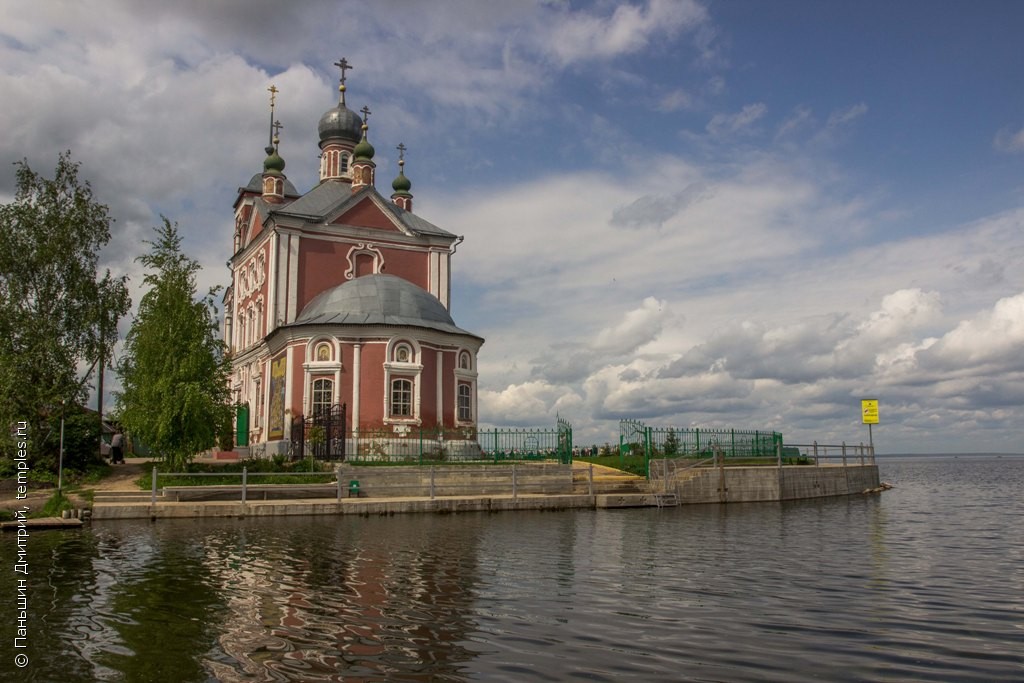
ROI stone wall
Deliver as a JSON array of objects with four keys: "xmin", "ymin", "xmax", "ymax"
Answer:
[{"xmin": 674, "ymin": 465, "xmax": 879, "ymax": 504}]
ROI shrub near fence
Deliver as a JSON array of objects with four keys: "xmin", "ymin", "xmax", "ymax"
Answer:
[
  {"xmin": 652, "ymin": 426, "xmax": 782, "ymax": 458},
  {"xmin": 619, "ymin": 419, "xmax": 784, "ymax": 477}
]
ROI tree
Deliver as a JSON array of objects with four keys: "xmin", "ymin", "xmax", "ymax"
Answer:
[
  {"xmin": 116, "ymin": 219, "xmax": 231, "ymax": 470},
  {"xmin": 663, "ymin": 428, "xmax": 680, "ymax": 457},
  {"xmin": 0, "ymin": 152, "xmax": 130, "ymax": 470}
]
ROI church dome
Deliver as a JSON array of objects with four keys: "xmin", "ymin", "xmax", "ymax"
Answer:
[
  {"xmin": 392, "ymin": 168, "xmax": 412, "ymax": 194},
  {"xmin": 294, "ymin": 274, "xmax": 476, "ymax": 337},
  {"xmin": 353, "ymin": 131, "xmax": 375, "ymax": 160},
  {"xmin": 318, "ymin": 103, "xmax": 364, "ymax": 144},
  {"xmin": 263, "ymin": 146, "xmax": 285, "ymax": 174}
]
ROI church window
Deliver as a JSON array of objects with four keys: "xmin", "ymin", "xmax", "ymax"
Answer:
[
  {"xmin": 311, "ymin": 378, "xmax": 333, "ymax": 418},
  {"xmin": 391, "ymin": 378, "xmax": 412, "ymax": 417},
  {"xmin": 355, "ymin": 252, "xmax": 375, "ymax": 277},
  {"xmin": 458, "ymin": 384, "xmax": 472, "ymax": 422},
  {"xmin": 340, "ymin": 152, "xmax": 350, "ymax": 174},
  {"xmin": 394, "ymin": 343, "xmax": 412, "ymax": 363}
]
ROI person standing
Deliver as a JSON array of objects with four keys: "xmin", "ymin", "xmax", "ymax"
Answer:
[{"xmin": 111, "ymin": 430, "xmax": 124, "ymax": 464}]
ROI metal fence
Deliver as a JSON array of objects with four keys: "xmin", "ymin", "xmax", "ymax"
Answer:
[
  {"xmin": 286, "ymin": 418, "xmax": 574, "ymax": 465},
  {"xmin": 620, "ymin": 419, "xmax": 783, "ymax": 458},
  {"xmin": 476, "ymin": 417, "xmax": 573, "ymax": 464},
  {"xmin": 785, "ymin": 442, "xmax": 875, "ymax": 466}
]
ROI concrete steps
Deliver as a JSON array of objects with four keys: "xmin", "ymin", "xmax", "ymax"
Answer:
[
  {"xmin": 572, "ymin": 467, "xmax": 649, "ymax": 495},
  {"xmin": 93, "ymin": 490, "xmax": 154, "ymax": 503}
]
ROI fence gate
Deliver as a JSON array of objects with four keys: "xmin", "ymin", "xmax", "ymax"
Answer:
[
  {"xmin": 619, "ymin": 418, "xmax": 652, "ymax": 477},
  {"xmin": 556, "ymin": 416, "xmax": 573, "ymax": 465},
  {"xmin": 291, "ymin": 403, "xmax": 347, "ymax": 461}
]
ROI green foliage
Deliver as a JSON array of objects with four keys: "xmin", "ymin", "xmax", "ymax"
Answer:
[
  {"xmin": 217, "ymin": 407, "xmax": 235, "ymax": 451},
  {"xmin": 51, "ymin": 405, "xmax": 108, "ymax": 473},
  {"xmin": 40, "ymin": 490, "xmax": 73, "ymax": 518},
  {"xmin": 116, "ymin": 219, "xmax": 231, "ymax": 471},
  {"xmin": 0, "ymin": 152, "xmax": 130, "ymax": 469},
  {"xmin": 663, "ymin": 428, "xmax": 680, "ymax": 456}
]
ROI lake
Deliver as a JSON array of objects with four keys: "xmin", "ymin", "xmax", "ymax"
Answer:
[{"xmin": 2, "ymin": 455, "xmax": 1022, "ymax": 682}]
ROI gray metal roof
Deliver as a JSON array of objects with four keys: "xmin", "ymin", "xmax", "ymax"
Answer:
[
  {"xmin": 292, "ymin": 274, "xmax": 480, "ymax": 338},
  {"xmin": 243, "ymin": 172, "xmax": 299, "ymax": 197},
  {"xmin": 273, "ymin": 185, "xmax": 455, "ymax": 238}
]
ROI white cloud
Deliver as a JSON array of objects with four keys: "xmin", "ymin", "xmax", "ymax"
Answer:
[
  {"xmin": 923, "ymin": 292, "xmax": 1024, "ymax": 371},
  {"xmin": 594, "ymin": 297, "xmax": 671, "ymax": 355},
  {"xmin": 826, "ymin": 102, "xmax": 868, "ymax": 129},
  {"xmin": 706, "ymin": 102, "xmax": 767, "ymax": 137},
  {"xmin": 657, "ymin": 88, "xmax": 694, "ymax": 112},
  {"xmin": 5, "ymin": 1, "xmax": 1024, "ymax": 453},
  {"xmin": 775, "ymin": 105, "xmax": 813, "ymax": 140},
  {"xmin": 545, "ymin": 0, "xmax": 708, "ymax": 65},
  {"xmin": 994, "ymin": 125, "xmax": 1024, "ymax": 153}
]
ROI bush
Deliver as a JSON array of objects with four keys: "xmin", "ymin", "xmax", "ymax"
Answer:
[{"xmin": 39, "ymin": 491, "xmax": 73, "ymax": 518}]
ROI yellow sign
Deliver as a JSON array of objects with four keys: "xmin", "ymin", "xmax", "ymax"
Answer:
[{"xmin": 861, "ymin": 399, "xmax": 879, "ymax": 425}]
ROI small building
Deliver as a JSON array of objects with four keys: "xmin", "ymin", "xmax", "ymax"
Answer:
[{"xmin": 224, "ymin": 61, "xmax": 483, "ymax": 456}]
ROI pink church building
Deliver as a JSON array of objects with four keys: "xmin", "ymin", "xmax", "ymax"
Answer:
[{"xmin": 224, "ymin": 61, "xmax": 483, "ymax": 456}]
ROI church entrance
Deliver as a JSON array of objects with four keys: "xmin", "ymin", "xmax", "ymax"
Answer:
[{"xmin": 291, "ymin": 404, "xmax": 347, "ymax": 461}]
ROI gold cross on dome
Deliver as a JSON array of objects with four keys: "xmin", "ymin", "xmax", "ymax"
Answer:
[{"xmin": 333, "ymin": 57, "xmax": 353, "ymax": 85}]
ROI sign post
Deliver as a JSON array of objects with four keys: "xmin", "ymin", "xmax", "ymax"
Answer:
[{"xmin": 861, "ymin": 398, "xmax": 879, "ymax": 453}]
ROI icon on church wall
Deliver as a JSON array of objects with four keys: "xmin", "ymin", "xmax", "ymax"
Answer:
[{"xmin": 267, "ymin": 356, "xmax": 287, "ymax": 440}]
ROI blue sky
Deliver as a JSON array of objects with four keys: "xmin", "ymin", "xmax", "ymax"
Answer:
[{"xmin": 2, "ymin": 0, "xmax": 1023, "ymax": 453}]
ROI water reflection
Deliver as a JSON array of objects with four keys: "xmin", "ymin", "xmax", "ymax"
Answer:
[{"xmin": 1, "ymin": 456, "xmax": 1022, "ymax": 682}]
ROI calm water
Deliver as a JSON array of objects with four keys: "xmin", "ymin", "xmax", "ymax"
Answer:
[{"xmin": 2, "ymin": 456, "xmax": 1022, "ymax": 682}]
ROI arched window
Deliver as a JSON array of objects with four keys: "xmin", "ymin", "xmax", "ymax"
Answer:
[
  {"xmin": 311, "ymin": 378, "xmax": 333, "ymax": 418},
  {"xmin": 458, "ymin": 384, "xmax": 472, "ymax": 422},
  {"xmin": 340, "ymin": 152, "xmax": 350, "ymax": 174},
  {"xmin": 391, "ymin": 378, "xmax": 412, "ymax": 417}
]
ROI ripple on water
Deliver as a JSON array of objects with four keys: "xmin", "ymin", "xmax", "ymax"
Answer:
[{"xmin": 2, "ymin": 458, "xmax": 1023, "ymax": 681}]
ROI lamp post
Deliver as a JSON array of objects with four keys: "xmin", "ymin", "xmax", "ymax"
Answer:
[{"xmin": 58, "ymin": 399, "xmax": 66, "ymax": 495}]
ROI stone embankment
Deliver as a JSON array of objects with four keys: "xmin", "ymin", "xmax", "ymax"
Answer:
[{"xmin": 87, "ymin": 461, "xmax": 882, "ymax": 520}]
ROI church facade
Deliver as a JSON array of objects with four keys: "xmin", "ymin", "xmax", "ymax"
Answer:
[{"xmin": 224, "ymin": 62, "xmax": 483, "ymax": 455}]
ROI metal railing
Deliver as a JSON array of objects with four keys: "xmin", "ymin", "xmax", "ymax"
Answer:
[
  {"xmin": 783, "ymin": 442, "xmax": 875, "ymax": 466},
  {"xmin": 148, "ymin": 464, "xmax": 572, "ymax": 503},
  {"xmin": 150, "ymin": 467, "xmax": 335, "ymax": 504}
]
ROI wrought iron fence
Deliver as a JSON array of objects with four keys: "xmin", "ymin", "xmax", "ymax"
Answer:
[
  {"xmin": 618, "ymin": 419, "xmax": 784, "ymax": 477},
  {"xmin": 620, "ymin": 420, "xmax": 782, "ymax": 459},
  {"xmin": 477, "ymin": 418, "xmax": 573, "ymax": 464},
  {"xmin": 286, "ymin": 417, "xmax": 574, "ymax": 465}
]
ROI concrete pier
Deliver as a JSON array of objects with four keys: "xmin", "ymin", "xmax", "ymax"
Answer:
[{"xmin": 89, "ymin": 463, "xmax": 881, "ymax": 520}]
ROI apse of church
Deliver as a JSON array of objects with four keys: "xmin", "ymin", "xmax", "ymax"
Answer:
[{"xmin": 224, "ymin": 60, "xmax": 483, "ymax": 455}]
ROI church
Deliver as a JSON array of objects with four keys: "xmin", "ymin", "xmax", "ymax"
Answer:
[{"xmin": 224, "ymin": 59, "xmax": 483, "ymax": 456}]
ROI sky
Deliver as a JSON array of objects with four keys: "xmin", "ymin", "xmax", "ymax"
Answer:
[{"xmin": 2, "ymin": 0, "xmax": 1023, "ymax": 454}]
